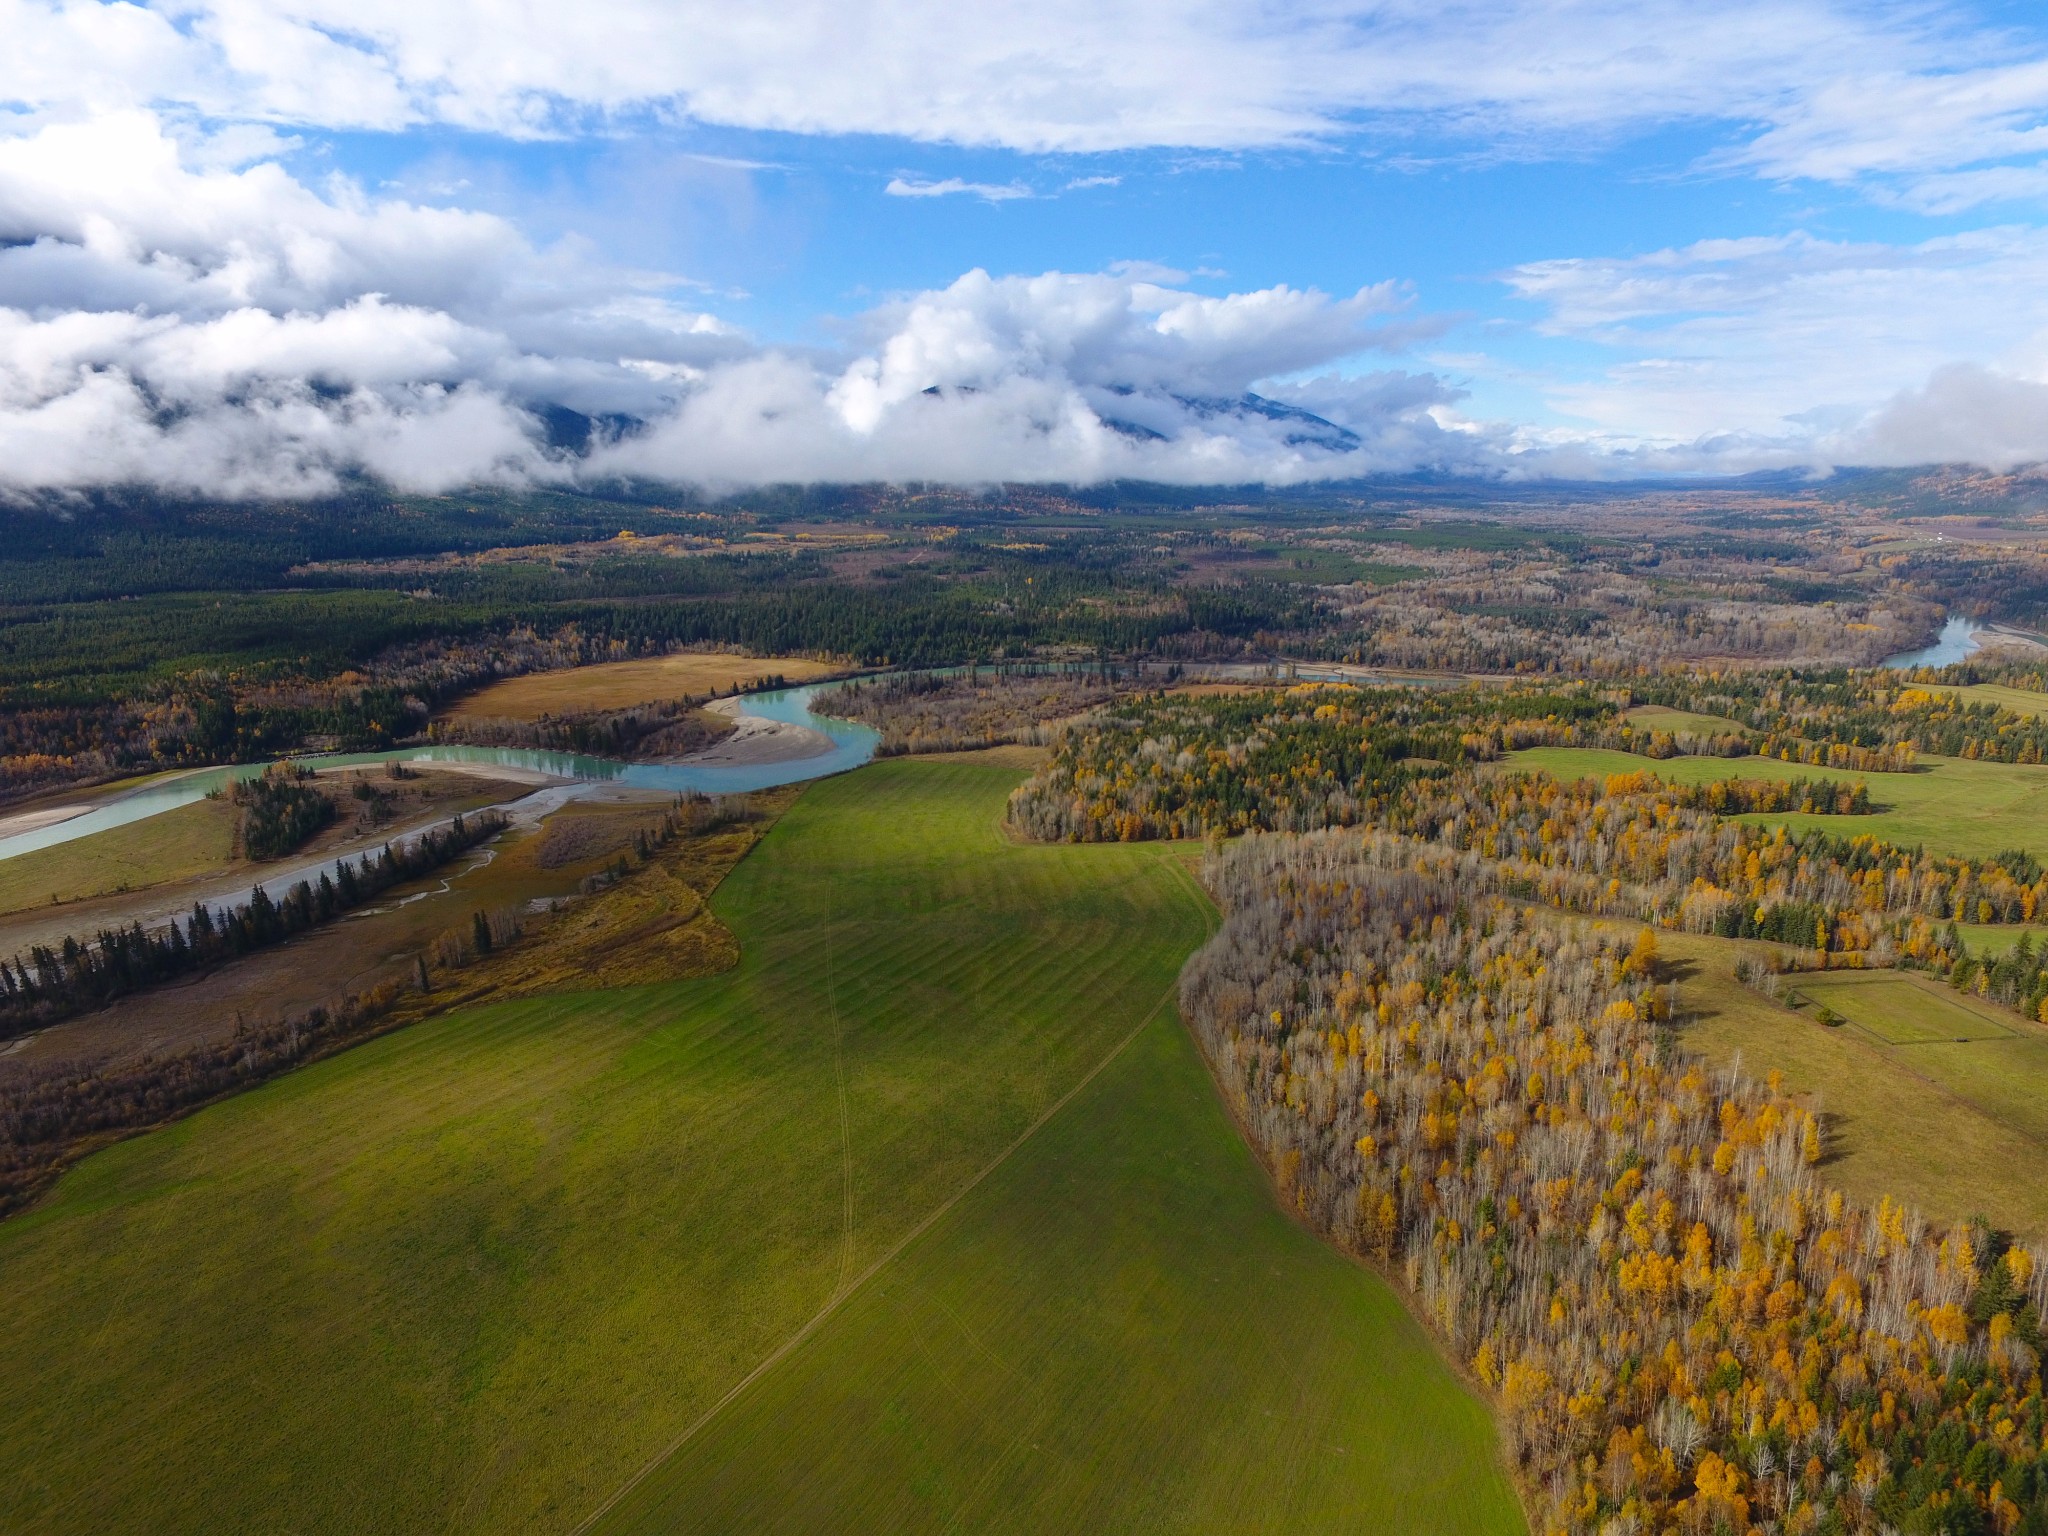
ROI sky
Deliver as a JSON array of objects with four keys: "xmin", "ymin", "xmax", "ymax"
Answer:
[{"xmin": 9, "ymin": 1, "xmax": 2048, "ymax": 494}]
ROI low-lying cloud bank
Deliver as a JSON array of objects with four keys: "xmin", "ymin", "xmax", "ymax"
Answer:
[{"xmin": 4, "ymin": 111, "xmax": 2047, "ymax": 499}]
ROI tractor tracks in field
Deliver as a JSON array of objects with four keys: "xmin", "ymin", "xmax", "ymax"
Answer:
[
  {"xmin": 825, "ymin": 894, "xmax": 856, "ymax": 1300},
  {"xmin": 568, "ymin": 966, "xmax": 1190, "ymax": 1536}
]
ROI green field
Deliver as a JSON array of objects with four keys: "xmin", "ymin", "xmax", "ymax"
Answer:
[
  {"xmin": 1624, "ymin": 705, "xmax": 1749, "ymax": 738},
  {"xmin": 0, "ymin": 760, "xmax": 1521, "ymax": 1535},
  {"xmin": 1928, "ymin": 681, "xmax": 2048, "ymax": 719},
  {"xmin": 1507, "ymin": 745, "xmax": 2048, "ymax": 861},
  {"xmin": 1663, "ymin": 933, "xmax": 2048, "ymax": 1234},
  {"xmin": 1957, "ymin": 922, "xmax": 2048, "ymax": 956},
  {"xmin": 0, "ymin": 797, "xmax": 237, "ymax": 915},
  {"xmin": 1788, "ymin": 970, "xmax": 2018, "ymax": 1045}
]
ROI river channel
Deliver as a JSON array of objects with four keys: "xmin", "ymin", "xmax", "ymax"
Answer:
[
  {"xmin": 1883, "ymin": 615, "xmax": 1984, "ymax": 670},
  {"xmin": 0, "ymin": 682, "xmax": 879, "ymax": 866}
]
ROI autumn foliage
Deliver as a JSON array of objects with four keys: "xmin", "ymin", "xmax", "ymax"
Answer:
[{"xmin": 1183, "ymin": 835, "xmax": 2048, "ymax": 1535}]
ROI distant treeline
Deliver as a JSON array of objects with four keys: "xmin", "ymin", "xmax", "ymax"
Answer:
[
  {"xmin": 0, "ymin": 555, "xmax": 1288, "ymax": 712},
  {"xmin": 0, "ymin": 811, "xmax": 505, "ymax": 1038},
  {"xmin": 0, "ymin": 560, "xmax": 1294, "ymax": 800}
]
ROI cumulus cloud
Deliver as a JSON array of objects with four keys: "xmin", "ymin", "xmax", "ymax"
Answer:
[
  {"xmin": 1841, "ymin": 364, "xmax": 2048, "ymax": 471},
  {"xmin": 588, "ymin": 271, "xmax": 1463, "ymax": 488},
  {"xmin": 11, "ymin": 6, "xmax": 2048, "ymax": 492},
  {"xmin": 0, "ymin": 109, "xmax": 1487, "ymax": 495},
  {"xmin": 0, "ymin": 110, "xmax": 753, "ymax": 495},
  {"xmin": 8, "ymin": 110, "xmax": 2043, "ymax": 494}
]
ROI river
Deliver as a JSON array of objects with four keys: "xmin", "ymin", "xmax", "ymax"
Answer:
[
  {"xmin": 1883, "ymin": 615, "xmax": 1984, "ymax": 670},
  {"xmin": 0, "ymin": 682, "xmax": 879, "ymax": 866}
]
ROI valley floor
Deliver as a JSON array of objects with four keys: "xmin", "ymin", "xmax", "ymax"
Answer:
[{"xmin": 0, "ymin": 758, "xmax": 1522, "ymax": 1535}]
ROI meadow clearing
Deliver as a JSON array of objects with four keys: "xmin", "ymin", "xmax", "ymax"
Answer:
[
  {"xmin": 1622, "ymin": 703, "xmax": 1751, "ymax": 738},
  {"xmin": 0, "ymin": 759, "xmax": 1520, "ymax": 1535},
  {"xmin": 1507, "ymin": 744, "xmax": 2048, "ymax": 861},
  {"xmin": 1929, "ymin": 679, "xmax": 2048, "ymax": 719},
  {"xmin": 1662, "ymin": 932, "xmax": 2048, "ymax": 1234},
  {"xmin": 1499, "ymin": 745, "xmax": 2048, "ymax": 1233},
  {"xmin": 443, "ymin": 651, "xmax": 841, "ymax": 719}
]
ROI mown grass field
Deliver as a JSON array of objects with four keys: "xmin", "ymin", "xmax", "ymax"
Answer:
[
  {"xmin": 1661, "ymin": 933, "xmax": 2048, "ymax": 1235},
  {"xmin": 1928, "ymin": 681, "xmax": 2048, "ymax": 719},
  {"xmin": 0, "ymin": 797, "xmax": 237, "ymax": 915},
  {"xmin": 445, "ymin": 652, "xmax": 839, "ymax": 718},
  {"xmin": 1957, "ymin": 921, "xmax": 2048, "ymax": 955},
  {"xmin": 1624, "ymin": 704, "xmax": 1750, "ymax": 738},
  {"xmin": 1507, "ymin": 745, "xmax": 2048, "ymax": 861},
  {"xmin": 594, "ymin": 1003, "xmax": 1516, "ymax": 1536},
  {"xmin": 1788, "ymin": 970, "xmax": 2017, "ymax": 1045},
  {"xmin": 0, "ymin": 759, "xmax": 1521, "ymax": 1535}
]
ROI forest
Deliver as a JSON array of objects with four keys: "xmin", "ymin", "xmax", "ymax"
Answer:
[
  {"xmin": 1181, "ymin": 836, "xmax": 2046, "ymax": 1535},
  {"xmin": 1001, "ymin": 676, "xmax": 2048, "ymax": 1533},
  {"xmin": 2, "ymin": 477, "xmax": 2037, "ymax": 803}
]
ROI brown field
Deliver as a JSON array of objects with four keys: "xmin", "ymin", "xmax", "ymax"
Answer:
[{"xmin": 444, "ymin": 654, "xmax": 842, "ymax": 720}]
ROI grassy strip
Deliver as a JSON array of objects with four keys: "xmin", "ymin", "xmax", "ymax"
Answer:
[
  {"xmin": 0, "ymin": 798, "xmax": 238, "ymax": 915},
  {"xmin": 1507, "ymin": 744, "xmax": 2048, "ymax": 860}
]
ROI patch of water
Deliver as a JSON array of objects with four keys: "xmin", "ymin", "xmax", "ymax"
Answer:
[
  {"xmin": 1884, "ymin": 616, "xmax": 1983, "ymax": 670},
  {"xmin": 0, "ymin": 682, "xmax": 878, "ymax": 865}
]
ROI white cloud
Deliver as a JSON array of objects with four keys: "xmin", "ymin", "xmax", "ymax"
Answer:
[
  {"xmin": 883, "ymin": 176, "xmax": 1032, "ymax": 201},
  {"xmin": 1842, "ymin": 364, "xmax": 2048, "ymax": 471},
  {"xmin": 8, "ymin": 108, "xmax": 2042, "ymax": 493},
  {"xmin": 0, "ymin": 109, "xmax": 751, "ymax": 495},
  {"xmin": 1501, "ymin": 226, "xmax": 2048, "ymax": 448},
  {"xmin": 574, "ymin": 271, "xmax": 1487, "ymax": 488},
  {"xmin": 0, "ymin": 111, "xmax": 1484, "ymax": 495},
  {"xmin": 3, "ymin": 0, "xmax": 2045, "ymax": 199},
  {"xmin": 12, "ymin": 10, "xmax": 2048, "ymax": 494}
]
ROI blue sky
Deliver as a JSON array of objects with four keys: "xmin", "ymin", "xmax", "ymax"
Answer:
[{"xmin": 8, "ymin": 1, "xmax": 2048, "ymax": 491}]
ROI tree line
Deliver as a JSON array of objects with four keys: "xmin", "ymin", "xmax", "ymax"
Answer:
[
  {"xmin": 1636, "ymin": 669, "xmax": 2048, "ymax": 768},
  {"xmin": 1010, "ymin": 690, "xmax": 2038, "ymax": 968},
  {"xmin": 0, "ymin": 811, "xmax": 506, "ymax": 1037}
]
